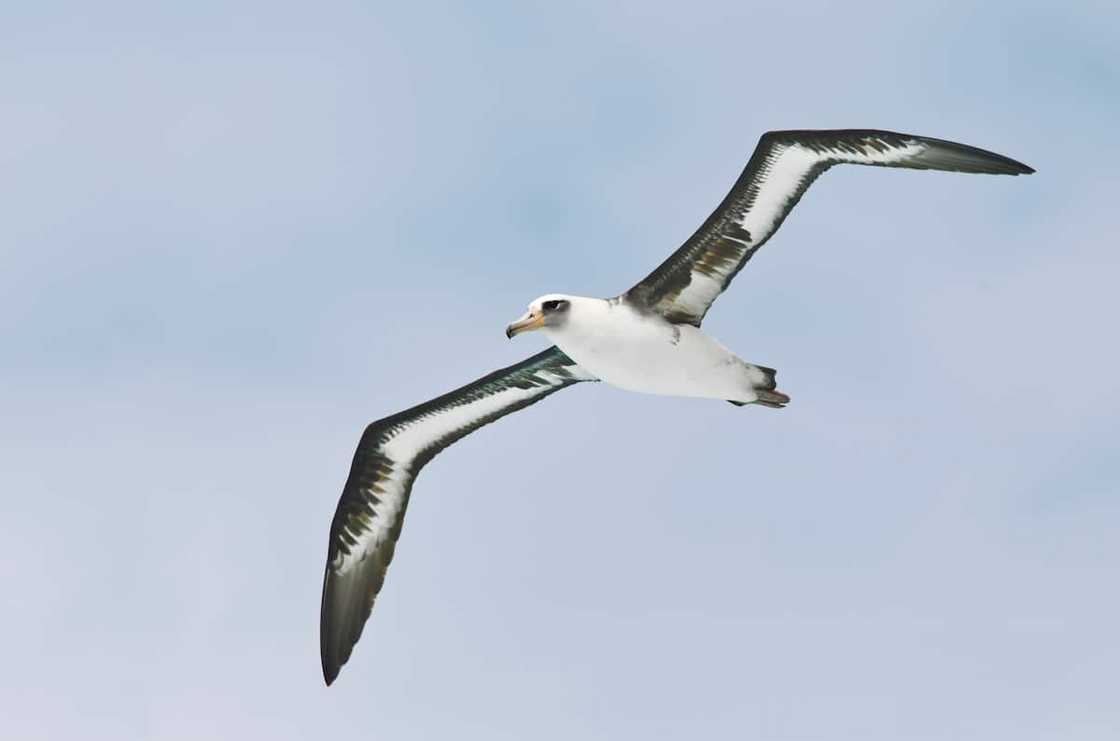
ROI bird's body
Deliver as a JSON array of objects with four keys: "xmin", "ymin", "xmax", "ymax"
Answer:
[
  {"xmin": 538, "ymin": 295, "xmax": 780, "ymax": 404},
  {"xmin": 318, "ymin": 127, "xmax": 1034, "ymax": 684}
]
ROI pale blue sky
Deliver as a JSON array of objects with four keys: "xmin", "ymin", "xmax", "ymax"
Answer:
[{"xmin": 2, "ymin": 2, "xmax": 1119, "ymax": 739}]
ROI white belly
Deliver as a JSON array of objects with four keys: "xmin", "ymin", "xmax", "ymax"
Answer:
[{"xmin": 542, "ymin": 301, "xmax": 759, "ymax": 402}]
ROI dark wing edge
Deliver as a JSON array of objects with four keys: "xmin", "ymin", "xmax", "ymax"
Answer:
[
  {"xmin": 626, "ymin": 128, "xmax": 1034, "ymax": 326},
  {"xmin": 320, "ymin": 346, "xmax": 595, "ymax": 685}
]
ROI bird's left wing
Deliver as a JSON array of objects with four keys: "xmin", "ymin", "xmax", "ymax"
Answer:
[
  {"xmin": 321, "ymin": 346, "xmax": 595, "ymax": 685},
  {"xmin": 626, "ymin": 129, "xmax": 1034, "ymax": 326}
]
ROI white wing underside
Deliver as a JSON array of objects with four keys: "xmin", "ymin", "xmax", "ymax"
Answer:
[
  {"xmin": 320, "ymin": 346, "xmax": 594, "ymax": 684},
  {"xmin": 628, "ymin": 130, "xmax": 1033, "ymax": 325},
  {"xmin": 332, "ymin": 363, "xmax": 589, "ymax": 574}
]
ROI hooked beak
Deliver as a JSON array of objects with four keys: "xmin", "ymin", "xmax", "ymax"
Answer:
[{"xmin": 505, "ymin": 310, "xmax": 545, "ymax": 339}]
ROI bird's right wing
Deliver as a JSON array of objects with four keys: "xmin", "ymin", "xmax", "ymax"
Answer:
[
  {"xmin": 626, "ymin": 129, "xmax": 1034, "ymax": 326},
  {"xmin": 321, "ymin": 346, "xmax": 595, "ymax": 685}
]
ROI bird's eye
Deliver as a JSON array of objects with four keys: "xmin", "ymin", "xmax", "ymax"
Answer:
[{"xmin": 542, "ymin": 300, "xmax": 561, "ymax": 312}]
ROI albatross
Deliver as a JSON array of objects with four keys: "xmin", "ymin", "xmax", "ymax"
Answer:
[{"xmin": 320, "ymin": 128, "xmax": 1033, "ymax": 684}]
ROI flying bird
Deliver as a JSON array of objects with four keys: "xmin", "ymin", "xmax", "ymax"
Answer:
[{"xmin": 320, "ymin": 129, "xmax": 1033, "ymax": 685}]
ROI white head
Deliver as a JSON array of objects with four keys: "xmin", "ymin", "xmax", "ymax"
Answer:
[{"xmin": 505, "ymin": 294, "xmax": 581, "ymax": 339}]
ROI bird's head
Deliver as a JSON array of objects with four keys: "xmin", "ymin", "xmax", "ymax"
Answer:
[{"xmin": 505, "ymin": 294, "xmax": 575, "ymax": 339}]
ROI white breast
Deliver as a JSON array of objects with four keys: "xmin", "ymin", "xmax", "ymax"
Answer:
[{"xmin": 541, "ymin": 299, "xmax": 755, "ymax": 402}]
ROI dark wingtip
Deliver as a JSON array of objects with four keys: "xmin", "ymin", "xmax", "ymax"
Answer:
[
  {"xmin": 986, "ymin": 149, "xmax": 1035, "ymax": 176},
  {"xmin": 322, "ymin": 649, "xmax": 338, "ymax": 689},
  {"xmin": 320, "ymin": 567, "xmax": 351, "ymax": 688},
  {"xmin": 911, "ymin": 134, "xmax": 1036, "ymax": 176},
  {"xmin": 321, "ymin": 641, "xmax": 341, "ymax": 686},
  {"xmin": 1001, "ymin": 158, "xmax": 1035, "ymax": 175}
]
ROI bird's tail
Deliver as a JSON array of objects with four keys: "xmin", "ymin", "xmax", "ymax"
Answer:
[
  {"xmin": 728, "ymin": 364, "xmax": 790, "ymax": 408},
  {"xmin": 752, "ymin": 389, "xmax": 791, "ymax": 408}
]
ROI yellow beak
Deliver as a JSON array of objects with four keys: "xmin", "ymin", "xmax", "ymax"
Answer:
[{"xmin": 505, "ymin": 310, "xmax": 545, "ymax": 339}]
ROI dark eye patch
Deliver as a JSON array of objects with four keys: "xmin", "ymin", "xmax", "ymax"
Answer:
[{"xmin": 542, "ymin": 300, "xmax": 566, "ymax": 312}]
